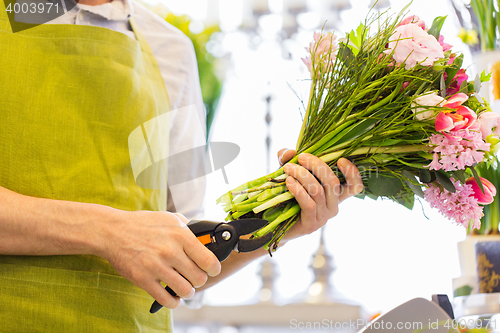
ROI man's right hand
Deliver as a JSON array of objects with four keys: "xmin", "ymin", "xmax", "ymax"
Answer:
[
  {"xmin": 0, "ymin": 185, "xmax": 220, "ymax": 310},
  {"xmin": 98, "ymin": 210, "xmax": 221, "ymax": 309}
]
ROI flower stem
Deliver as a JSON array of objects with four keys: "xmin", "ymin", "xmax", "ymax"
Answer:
[
  {"xmin": 319, "ymin": 144, "xmax": 429, "ymax": 164},
  {"xmin": 253, "ymin": 192, "xmax": 294, "ymax": 214},
  {"xmin": 296, "ymin": 81, "xmax": 315, "ymax": 150},
  {"xmin": 256, "ymin": 203, "xmax": 301, "ymax": 237}
]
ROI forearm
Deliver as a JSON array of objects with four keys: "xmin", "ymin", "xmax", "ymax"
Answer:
[
  {"xmin": 196, "ymin": 240, "xmax": 289, "ymax": 292},
  {"xmin": 0, "ymin": 185, "xmax": 110, "ymax": 256}
]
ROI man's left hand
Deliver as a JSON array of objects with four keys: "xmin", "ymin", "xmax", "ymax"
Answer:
[{"xmin": 277, "ymin": 149, "xmax": 363, "ymax": 242}]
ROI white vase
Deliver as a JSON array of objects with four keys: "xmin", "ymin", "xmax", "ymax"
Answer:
[{"xmin": 453, "ymin": 235, "xmax": 500, "ymax": 296}]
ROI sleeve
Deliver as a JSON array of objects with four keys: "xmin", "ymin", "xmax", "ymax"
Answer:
[
  {"xmin": 138, "ymin": 13, "xmax": 207, "ymax": 220},
  {"xmin": 164, "ymin": 35, "xmax": 207, "ymax": 221}
]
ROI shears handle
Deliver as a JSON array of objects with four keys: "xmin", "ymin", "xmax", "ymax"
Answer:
[{"xmin": 149, "ymin": 220, "xmax": 235, "ymax": 313}]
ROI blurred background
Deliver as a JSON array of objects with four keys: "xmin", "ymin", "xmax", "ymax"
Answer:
[{"xmin": 142, "ymin": 0, "xmax": 490, "ymax": 331}]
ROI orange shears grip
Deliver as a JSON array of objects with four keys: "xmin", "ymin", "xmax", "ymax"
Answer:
[{"xmin": 197, "ymin": 234, "xmax": 212, "ymax": 245}]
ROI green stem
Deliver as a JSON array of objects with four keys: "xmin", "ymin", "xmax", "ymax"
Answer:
[
  {"xmin": 319, "ymin": 144, "xmax": 429, "ymax": 163},
  {"xmin": 256, "ymin": 204, "xmax": 301, "ymax": 237},
  {"xmin": 296, "ymin": 82, "xmax": 316, "ymax": 150},
  {"xmin": 253, "ymin": 192, "xmax": 294, "ymax": 214}
]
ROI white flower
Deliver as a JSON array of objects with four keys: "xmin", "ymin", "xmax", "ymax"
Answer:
[{"xmin": 411, "ymin": 92, "xmax": 445, "ymax": 120}]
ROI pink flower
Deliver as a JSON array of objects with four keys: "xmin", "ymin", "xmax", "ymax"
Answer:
[
  {"xmin": 477, "ymin": 112, "xmax": 500, "ymax": 139},
  {"xmin": 434, "ymin": 93, "xmax": 477, "ymax": 133},
  {"xmin": 308, "ymin": 32, "xmax": 337, "ymax": 55},
  {"xmin": 439, "ymin": 35, "xmax": 452, "ymax": 52},
  {"xmin": 399, "ymin": 15, "xmax": 426, "ymax": 29},
  {"xmin": 303, "ymin": 31, "xmax": 338, "ymax": 76},
  {"xmin": 444, "ymin": 93, "xmax": 468, "ymax": 109},
  {"xmin": 424, "ymin": 178, "xmax": 484, "ymax": 229},
  {"xmin": 425, "ymin": 152, "xmax": 443, "ymax": 170},
  {"xmin": 385, "ymin": 23, "xmax": 444, "ymax": 70},
  {"xmin": 301, "ymin": 56, "xmax": 313, "ymax": 73},
  {"xmin": 465, "ymin": 176, "xmax": 497, "ymax": 205},
  {"xmin": 435, "ymin": 106, "xmax": 477, "ymax": 132},
  {"xmin": 426, "ymin": 130, "xmax": 489, "ymax": 172},
  {"xmin": 446, "ymin": 69, "xmax": 468, "ymax": 96}
]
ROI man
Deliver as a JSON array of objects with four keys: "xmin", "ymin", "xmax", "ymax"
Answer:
[{"xmin": 0, "ymin": 0, "xmax": 363, "ymax": 331}]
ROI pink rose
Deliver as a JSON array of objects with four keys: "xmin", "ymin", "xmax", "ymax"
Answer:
[
  {"xmin": 466, "ymin": 176, "xmax": 497, "ymax": 205},
  {"xmin": 411, "ymin": 92, "xmax": 445, "ymax": 120},
  {"xmin": 399, "ymin": 15, "xmax": 426, "ymax": 29},
  {"xmin": 477, "ymin": 112, "xmax": 500, "ymax": 139},
  {"xmin": 385, "ymin": 24, "xmax": 444, "ymax": 70}
]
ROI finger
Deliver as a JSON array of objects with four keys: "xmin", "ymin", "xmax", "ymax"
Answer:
[
  {"xmin": 297, "ymin": 153, "xmax": 341, "ymax": 213},
  {"xmin": 183, "ymin": 235, "xmax": 221, "ymax": 277},
  {"xmin": 146, "ymin": 280, "xmax": 181, "ymax": 309},
  {"xmin": 160, "ymin": 267, "xmax": 196, "ymax": 299},
  {"xmin": 277, "ymin": 148, "xmax": 297, "ymax": 166},
  {"xmin": 284, "ymin": 162, "xmax": 325, "ymax": 206},
  {"xmin": 172, "ymin": 256, "xmax": 209, "ymax": 289},
  {"xmin": 337, "ymin": 158, "xmax": 363, "ymax": 203},
  {"xmin": 285, "ymin": 176, "xmax": 317, "ymax": 226}
]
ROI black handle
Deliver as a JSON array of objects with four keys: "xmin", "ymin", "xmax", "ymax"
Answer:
[{"xmin": 149, "ymin": 221, "xmax": 236, "ymax": 313}]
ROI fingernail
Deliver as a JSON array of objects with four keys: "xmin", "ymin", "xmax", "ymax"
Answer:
[
  {"xmin": 338, "ymin": 158, "xmax": 348, "ymax": 168},
  {"xmin": 185, "ymin": 288, "xmax": 195, "ymax": 299},
  {"xmin": 278, "ymin": 150, "xmax": 287, "ymax": 164},
  {"xmin": 298, "ymin": 153, "xmax": 307, "ymax": 162},
  {"xmin": 287, "ymin": 177, "xmax": 296, "ymax": 185}
]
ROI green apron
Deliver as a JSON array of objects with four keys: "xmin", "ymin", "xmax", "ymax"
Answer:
[{"xmin": 0, "ymin": 3, "xmax": 173, "ymax": 331}]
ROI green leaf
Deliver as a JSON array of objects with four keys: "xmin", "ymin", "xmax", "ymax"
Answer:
[
  {"xmin": 451, "ymin": 170, "xmax": 467, "ymax": 184},
  {"xmin": 377, "ymin": 139, "xmax": 402, "ymax": 146},
  {"xmin": 402, "ymin": 170, "xmax": 424, "ymax": 198},
  {"xmin": 367, "ymin": 174, "xmax": 403, "ymax": 196},
  {"xmin": 335, "ymin": 107, "xmax": 391, "ymax": 146},
  {"xmin": 454, "ymin": 285, "xmax": 473, "ymax": 297},
  {"xmin": 480, "ymin": 70, "xmax": 492, "ymax": 82},
  {"xmin": 440, "ymin": 74, "xmax": 446, "ymax": 97},
  {"xmin": 474, "ymin": 74, "xmax": 482, "ymax": 93},
  {"xmin": 436, "ymin": 171, "xmax": 456, "ymax": 193},
  {"xmin": 397, "ymin": 2, "xmax": 412, "ymax": 18},
  {"xmin": 428, "ymin": 16, "xmax": 447, "ymax": 40},
  {"xmin": 338, "ymin": 43, "xmax": 355, "ymax": 65},
  {"xmin": 469, "ymin": 165, "xmax": 485, "ymax": 195},
  {"xmin": 346, "ymin": 23, "xmax": 367, "ymax": 56},
  {"xmin": 445, "ymin": 53, "xmax": 464, "ymax": 85},
  {"xmin": 394, "ymin": 192, "xmax": 415, "ymax": 210},
  {"xmin": 419, "ymin": 169, "xmax": 432, "ymax": 183}
]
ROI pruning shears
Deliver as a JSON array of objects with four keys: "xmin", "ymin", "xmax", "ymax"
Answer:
[{"xmin": 149, "ymin": 218, "xmax": 271, "ymax": 313}]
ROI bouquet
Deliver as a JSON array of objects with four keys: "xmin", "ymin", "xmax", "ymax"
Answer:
[{"xmin": 217, "ymin": 6, "xmax": 498, "ymax": 253}]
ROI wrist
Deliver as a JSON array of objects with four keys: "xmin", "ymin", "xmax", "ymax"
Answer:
[{"xmin": 36, "ymin": 197, "xmax": 122, "ymax": 258}]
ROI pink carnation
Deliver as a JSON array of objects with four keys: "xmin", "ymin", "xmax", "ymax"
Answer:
[
  {"xmin": 424, "ymin": 179, "xmax": 483, "ymax": 229},
  {"xmin": 385, "ymin": 24, "xmax": 444, "ymax": 70}
]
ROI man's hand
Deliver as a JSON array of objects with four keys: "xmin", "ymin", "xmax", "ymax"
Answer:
[
  {"xmin": 277, "ymin": 148, "xmax": 363, "ymax": 241},
  {"xmin": 96, "ymin": 210, "xmax": 221, "ymax": 309}
]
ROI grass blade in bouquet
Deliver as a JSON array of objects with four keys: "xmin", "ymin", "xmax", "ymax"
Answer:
[{"xmin": 217, "ymin": 8, "xmax": 498, "ymax": 253}]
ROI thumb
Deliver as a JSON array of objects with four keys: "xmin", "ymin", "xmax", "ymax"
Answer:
[{"xmin": 277, "ymin": 149, "xmax": 297, "ymax": 166}]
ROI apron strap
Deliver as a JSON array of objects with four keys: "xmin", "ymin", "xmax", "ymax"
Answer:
[{"xmin": 129, "ymin": 18, "xmax": 153, "ymax": 55}]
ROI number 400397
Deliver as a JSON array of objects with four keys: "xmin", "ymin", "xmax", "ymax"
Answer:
[{"xmin": 5, "ymin": 2, "xmax": 59, "ymax": 14}]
